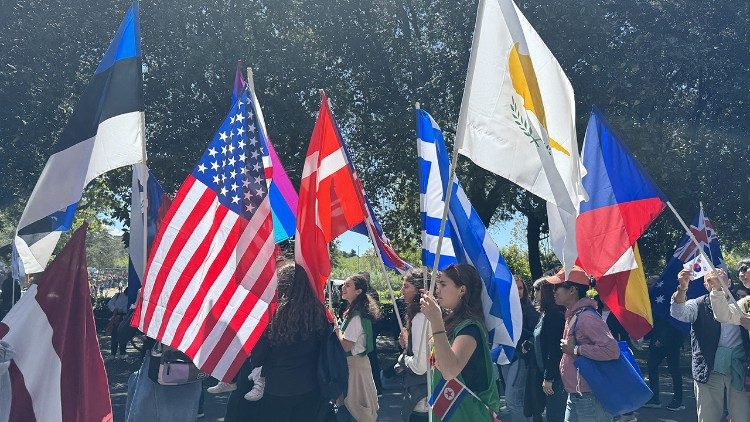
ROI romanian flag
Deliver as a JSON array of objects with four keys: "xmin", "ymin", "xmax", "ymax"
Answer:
[{"xmin": 577, "ymin": 107, "xmax": 666, "ymax": 338}]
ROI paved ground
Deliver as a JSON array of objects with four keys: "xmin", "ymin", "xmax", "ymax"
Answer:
[{"xmin": 106, "ymin": 334, "xmax": 703, "ymax": 422}]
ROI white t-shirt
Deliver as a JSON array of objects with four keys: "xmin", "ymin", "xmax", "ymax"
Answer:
[
  {"xmin": 404, "ymin": 312, "xmax": 429, "ymax": 375},
  {"xmin": 342, "ymin": 315, "xmax": 367, "ymax": 356}
]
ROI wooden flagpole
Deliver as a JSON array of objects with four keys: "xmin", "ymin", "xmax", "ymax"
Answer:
[
  {"xmin": 416, "ymin": 101, "xmax": 463, "ymax": 421},
  {"xmin": 362, "ymin": 219, "xmax": 404, "ymax": 331}
]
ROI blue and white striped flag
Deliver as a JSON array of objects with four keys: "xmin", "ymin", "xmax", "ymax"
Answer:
[{"xmin": 417, "ymin": 109, "xmax": 522, "ymax": 363}]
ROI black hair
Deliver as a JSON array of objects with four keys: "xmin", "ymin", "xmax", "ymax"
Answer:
[
  {"xmin": 344, "ymin": 272, "xmax": 381, "ymax": 322},
  {"xmin": 441, "ymin": 264, "xmax": 485, "ymax": 335},
  {"xmin": 267, "ymin": 265, "xmax": 328, "ymax": 345}
]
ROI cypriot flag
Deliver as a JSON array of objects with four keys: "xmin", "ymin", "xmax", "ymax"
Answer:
[{"xmin": 455, "ymin": 0, "xmax": 584, "ymax": 270}]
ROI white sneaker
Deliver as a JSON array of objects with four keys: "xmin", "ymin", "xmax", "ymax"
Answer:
[
  {"xmin": 207, "ymin": 382, "xmax": 237, "ymax": 394},
  {"xmin": 244, "ymin": 377, "xmax": 265, "ymax": 401}
]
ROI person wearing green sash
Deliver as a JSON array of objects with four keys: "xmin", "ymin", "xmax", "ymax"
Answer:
[
  {"xmin": 420, "ymin": 264, "xmax": 500, "ymax": 421},
  {"xmin": 334, "ymin": 272, "xmax": 381, "ymax": 422}
]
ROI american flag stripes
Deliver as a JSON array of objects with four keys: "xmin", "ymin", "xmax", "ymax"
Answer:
[{"xmin": 133, "ymin": 88, "xmax": 277, "ymax": 382}]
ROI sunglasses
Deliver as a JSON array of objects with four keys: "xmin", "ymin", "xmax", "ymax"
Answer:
[{"xmin": 740, "ymin": 265, "xmax": 749, "ymax": 273}]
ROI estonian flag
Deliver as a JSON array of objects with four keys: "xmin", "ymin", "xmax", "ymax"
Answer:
[{"xmin": 14, "ymin": 2, "xmax": 146, "ymax": 274}]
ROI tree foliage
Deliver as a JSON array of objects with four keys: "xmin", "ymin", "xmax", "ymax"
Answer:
[{"xmin": 1, "ymin": 0, "xmax": 747, "ymax": 280}]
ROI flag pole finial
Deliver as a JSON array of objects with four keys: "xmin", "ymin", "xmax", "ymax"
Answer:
[{"xmin": 246, "ymin": 67, "xmax": 255, "ymax": 92}]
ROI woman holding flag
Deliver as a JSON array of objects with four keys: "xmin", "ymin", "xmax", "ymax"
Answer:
[
  {"xmin": 420, "ymin": 264, "xmax": 500, "ymax": 421},
  {"xmin": 334, "ymin": 272, "xmax": 381, "ymax": 422}
]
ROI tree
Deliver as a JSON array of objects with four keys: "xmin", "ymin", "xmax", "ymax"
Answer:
[{"xmin": 1, "ymin": 0, "xmax": 747, "ymax": 278}]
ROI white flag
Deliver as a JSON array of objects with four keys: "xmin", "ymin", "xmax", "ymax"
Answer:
[{"xmin": 455, "ymin": 0, "xmax": 584, "ymax": 269}]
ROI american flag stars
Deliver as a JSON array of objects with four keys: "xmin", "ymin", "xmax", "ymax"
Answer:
[{"xmin": 191, "ymin": 91, "xmax": 268, "ymax": 218}]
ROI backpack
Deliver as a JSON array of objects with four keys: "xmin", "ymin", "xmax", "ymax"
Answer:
[{"xmin": 317, "ymin": 324, "xmax": 349, "ymax": 401}]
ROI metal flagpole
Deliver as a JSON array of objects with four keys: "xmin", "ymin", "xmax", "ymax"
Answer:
[{"xmin": 666, "ymin": 201, "xmax": 737, "ymax": 304}]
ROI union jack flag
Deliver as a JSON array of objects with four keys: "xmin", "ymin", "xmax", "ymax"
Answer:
[
  {"xmin": 133, "ymin": 88, "xmax": 277, "ymax": 381},
  {"xmin": 650, "ymin": 204, "xmax": 726, "ymax": 332}
]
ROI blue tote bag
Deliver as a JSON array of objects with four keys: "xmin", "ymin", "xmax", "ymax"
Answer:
[{"xmin": 571, "ymin": 308, "xmax": 653, "ymax": 415}]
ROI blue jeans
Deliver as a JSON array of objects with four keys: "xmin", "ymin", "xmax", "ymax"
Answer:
[
  {"xmin": 501, "ymin": 359, "xmax": 531, "ymax": 422},
  {"xmin": 564, "ymin": 392, "xmax": 613, "ymax": 422},
  {"xmin": 545, "ymin": 379, "xmax": 567, "ymax": 422}
]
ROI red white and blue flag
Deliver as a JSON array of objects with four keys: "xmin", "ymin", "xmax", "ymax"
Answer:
[
  {"xmin": 576, "ymin": 107, "xmax": 667, "ymax": 280},
  {"xmin": 133, "ymin": 88, "xmax": 277, "ymax": 381},
  {"xmin": 126, "ymin": 164, "xmax": 172, "ymax": 307},
  {"xmin": 232, "ymin": 62, "xmax": 298, "ymax": 243},
  {"xmin": 328, "ymin": 108, "xmax": 411, "ymax": 274},
  {"xmin": 650, "ymin": 205, "xmax": 726, "ymax": 332},
  {"xmin": 428, "ymin": 378, "xmax": 468, "ymax": 421}
]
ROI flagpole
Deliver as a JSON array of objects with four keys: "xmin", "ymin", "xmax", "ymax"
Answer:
[
  {"xmin": 666, "ymin": 201, "xmax": 736, "ymax": 304},
  {"xmin": 416, "ymin": 102, "xmax": 465, "ymax": 422},
  {"xmin": 246, "ymin": 67, "xmax": 256, "ymax": 92},
  {"xmin": 361, "ymin": 218, "xmax": 404, "ymax": 331}
]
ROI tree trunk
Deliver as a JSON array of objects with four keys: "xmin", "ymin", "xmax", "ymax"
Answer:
[{"xmin": 527, "ymin": 214, "xmax": 543, "ymax": 280}]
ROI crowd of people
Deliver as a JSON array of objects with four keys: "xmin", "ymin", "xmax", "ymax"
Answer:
[{"xmin": 3, "ymin": 257, "xmax": 750, "ymax": 421}]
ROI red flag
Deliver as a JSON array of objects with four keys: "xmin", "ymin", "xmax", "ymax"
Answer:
[
  {"xmin": 0, "ymin": 223, "xmax": 113, "ymax": 422},
  {"xmin": 295, "ymin": 91, "xmax": 367, "ymax": 300}
]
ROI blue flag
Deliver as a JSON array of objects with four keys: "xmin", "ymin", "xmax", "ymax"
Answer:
[
  {"xmin": 417, "ymin": 109, "xmax": 521, "ymax": 363},
  {"xmin": 127, "ymin": 165, "xmax": 171, "ymax": 306},
  {"xmin": 14, "ymin": 2, "xmax": 145, "ymax": 274},
  {"xmin": 650, "ymin": 205, "xmax": 727, "ymax": 332}
]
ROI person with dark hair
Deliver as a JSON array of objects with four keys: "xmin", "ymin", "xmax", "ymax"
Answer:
[
  {"xmin": 525, "ymin": 276, "xmax": 567, "ymax": 422},
  {"xmin": 335, "ymin": 272, "xmax": 381, "ymax": 422},
  {"xmin": 0, "ymin": 275, "xmax": 21, "ymax": 320},
  {"xmin": 395, "ymin": 267, "xmax": 429, "ymax": 421},
  {"xmin": 250, "ymin": 264, "xmax": 334, "ymax": 422},
  {"xmin": 420, "ymin": 264, "xmax": 500, "ymax": 420},
  {"xmin": 550, "ymin": 266, "xmax": 619, "ymax": 422},
  {"xmin": 501, "ymin": 275, "xmax": 540, "ymax": 422}
]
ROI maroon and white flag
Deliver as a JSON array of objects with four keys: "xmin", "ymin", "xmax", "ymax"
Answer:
[{"xmin": 0, "ymin": 223, "xmax": 112, "ymax": 422}]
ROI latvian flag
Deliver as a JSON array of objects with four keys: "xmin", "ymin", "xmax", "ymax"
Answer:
[
  {"xmin": 428, "ymin": 378, "xmax": 468, "ymax": 421},
  {"xmin": 1, "ymin": 224, "xmax": 113, "ymax": 421},
  {"xmin": 14, "ymin": 2, "xmax": 145, "ymax": 275}
]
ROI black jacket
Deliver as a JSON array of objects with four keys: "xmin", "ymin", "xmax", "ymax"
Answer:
[
  {"xmin": 604, "ymin": 310, "xmax": 631, "ymax": 346},
  {"xmin": 535, "ymin": 309, "xmax": 565, "ymax": 382}
]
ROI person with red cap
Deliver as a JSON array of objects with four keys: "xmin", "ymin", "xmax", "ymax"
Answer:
[{"xmin": 549, "ymin": 266, "xmax": 620, "ymax": 422}]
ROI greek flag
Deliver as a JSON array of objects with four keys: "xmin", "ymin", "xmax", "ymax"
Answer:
[{"xmin": 417, "ymin": 109, "xmax": 521, "ymax": 363}]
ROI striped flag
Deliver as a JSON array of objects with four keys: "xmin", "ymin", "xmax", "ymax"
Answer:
[
  {"xmin": 326, "ymin": 106, "xmax": 412, "ymax": 274},
  {"xmin": 232, "ymin": 62, "xmax": 298, "ymax": 242},
  {"xmin": 417, "ymin": 109, "xmax": 521, "ymax": 364},
  {"xmin": 14, "ymin": 2, "xmax": 145, "ymax": 275},
  {"xmin": 133, "ymin": 88, "xmax": 277, "ymax": 382},
  {"xmin": 126, "ymin": 164, "xmax": 172, "ymax": 307},
  {"xmin": 1, "ymin": 224, "xmax": 112, "ymax": 422},
  {"xmin": 295, "ymin": 91, "xmax": 368, "ymax": 300}
]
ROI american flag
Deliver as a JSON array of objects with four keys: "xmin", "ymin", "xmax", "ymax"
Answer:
[{"xmin": 133, "ymin": 88, "xmax": 277, "ymax": 381}]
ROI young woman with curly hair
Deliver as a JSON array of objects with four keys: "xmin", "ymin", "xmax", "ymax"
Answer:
[
  {"xmin": 334, "ymin": 272, "xmax": 381, "ymax": 422},
  {"xmin": 420, "ymin": 264, "xmax": 500, "ymax": 421},
  {"xmin": 251, "ymin": 264, "xmax": 334, "ymax": 422}
]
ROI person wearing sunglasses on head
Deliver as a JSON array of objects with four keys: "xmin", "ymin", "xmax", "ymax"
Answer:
[
  {"xmin": 420, "ymin": 264, "xmax": 500, "ymax": 421},
  {"xmin": 672, "ymin": 264, "xmax": 750, "ymax": 422}
]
